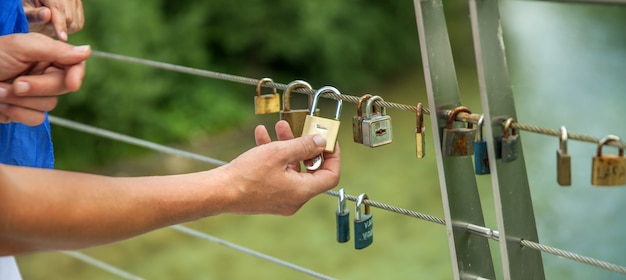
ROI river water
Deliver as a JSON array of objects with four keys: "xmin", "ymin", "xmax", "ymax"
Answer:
[{"xmin": 501, "ymin": 2, "xmax": 626, "ymax": 279}]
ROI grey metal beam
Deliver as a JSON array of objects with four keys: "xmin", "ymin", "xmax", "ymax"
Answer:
[
  {"xmin": 469, "ymin": 0, "xmax": 545, "ymax": 279},
  {"xmin": 413, "ymin": 1, "xmax": 496, "ymax": 279}
]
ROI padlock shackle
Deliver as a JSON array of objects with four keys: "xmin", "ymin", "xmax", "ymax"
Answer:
[
  {"xmin": 597, "ymin": 135, "xmax": 624, "ymax": 157},
  {"xmin": 559, "ymin": 126, "xmax": 568, "ymax": 153},
  {"xmin": 256, "ymin": 77, "xmax": 278, "ymax": 98},
  {"xmin": 503, "ymin": 118, "xmax": 517, "ymax": 138},
  {"xmin": 310, "ymin": 86, "xmax": 343, "ymax": 120},
  {"xmin": 475, "ymin": 115, "xmax": 484, "ymax": 142},
  {"xmin": 283, "ymin": 80, "xmax": 313, "ymax": 112},
  {"xmin": 416, "ymin": 103, "xmax": 424, "ymax": 132},
  {"xmin": 355, "ymin": 193, "xmax": 370, "ymax": 221},
  {"xmin": 357, "ymin": 94, "xmax": 373, "ymax": 117},
  {"xmin": 365, "ymin": 95, "xmax": 386, "ymax": 118},
  {"xmin": 446, "ymin": 106, "xmax": 473, "ymax": 129},
  {"xmin": 338, "ymin": 188, "xmax": 347, "ymax": 213}
]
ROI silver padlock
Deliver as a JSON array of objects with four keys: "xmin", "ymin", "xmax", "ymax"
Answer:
[
  {"xmin": 442, "ymin": 106, "xmax": 475, "ymax": 157},
  {"xmin": 301, "ymin": 86, "xmax": 343, "ymax": 170},
  {"xmin": 501, "ymin": 118, "xmax": 519, "ymax": 163},
  {"xmin": 361, "ymin": 95, "xmax": 392, "ymax": 148}
]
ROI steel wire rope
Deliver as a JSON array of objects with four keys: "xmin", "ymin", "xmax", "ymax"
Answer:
[
  {"xmin": 61, "ymin": 251, "xmax": 144, "ymax": 280},
  {"xmin": 49, "ymin": 115, "xmax": 626, "ymax": 275},
  {"xmin": 91, "ymin": 50, "xmax": 626, "ymax": 149}
]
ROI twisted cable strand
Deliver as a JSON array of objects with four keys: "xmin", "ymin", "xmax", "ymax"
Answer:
[{"xmin": 62, "ymin": 251, "xmax": 144, "ymax": 280}]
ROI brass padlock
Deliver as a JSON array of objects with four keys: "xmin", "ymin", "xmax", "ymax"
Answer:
[
  {"xmin": 591, "ymin": 135, "xmax": 626, "ymax": 186},
  {"xmin": 362, "ymin": 95, "xmax": 392, "ymax": 148},
  {"xmin": 280, "ymin": 80, "xmax": 319, "ymax": 137},
  {"xmin": 254, "ymin": 78, "xmax": 280, "ymax": 114},
  {"xmin": 352, "ymin": 94, "xmax": 373, "ymax": 144},
  {"xmin": 501, "ymin": 118, "xmax": 519, "ymax": 163},
  {"xmin": 301, "ymin": 86, "xmax": 342, "ymax": 153},
  {"xmin": 557, "ymin": 126, "xmax": 571, "ymax": 186},
  {"xmin": 416, "ymin": 103, "xmax": 425, "ymax": 158},
  {"xmin": 442, "ymin": 106, "xmax": 475, "ymax": 157}
]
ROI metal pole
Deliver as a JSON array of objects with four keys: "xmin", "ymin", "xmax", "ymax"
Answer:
[
  {"xmin": 413, "ymin": 1, "xmax": 496, "ymax": 279},
  {"xmin": 469, "ymin": 0, "xmax": 545, "ymax": 278}
]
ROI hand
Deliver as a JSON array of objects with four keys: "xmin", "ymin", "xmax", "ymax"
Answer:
[
  {"xmin": 0, "ymin": 33, "xmax": 90, "ymax": 125},
  {"xmin": 23, "ymin": 0, "xmax": 85, "ymax": 41},
  {"xmin": 223, "ymin": 121, "xmax": 341, "ymax": 215}
]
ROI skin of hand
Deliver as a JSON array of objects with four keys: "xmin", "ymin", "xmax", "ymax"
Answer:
[
  {"xmin": 0, "ymin": 33, "xmax": 90, "ymax": 125},
  {"xmin": 22, "ymin": 0, "xmax": 85, "ymax": 41},
  {"xmin": 0, "ymin": 121, "xmax": 340, "ymax": 255}
]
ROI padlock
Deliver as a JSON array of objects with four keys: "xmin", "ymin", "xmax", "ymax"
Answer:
[
  {"xmin": 336, "ymin": 188, "xmax": 350, "ymax": 243},
  {"xmin": 557, "ymin": 126, "xmax": 571, "ymax": 186},
  {"xmin": 254, "ymin": 78, "xmax": 280, "ymax": 114},
  {"xmin": 591, "ymin": 135, "xmax": 626, "ymax": 186},
  {"xmin": 442, "ymin": 106, "xmax": 475, "ymax": 157},
  {"xmin": 501, "ymin": 118, "xmax": 519, "ymax": 163},
  {"xmin": 301, "ymin": 86, "xmax": 342, "ymax": 153},
  {"xmin": 301, "ymin": 86, "xmax": 342, "ymax": 171},
  {"xmin": 416, "ymin": 102, "xmax": 426, "ymax": 158},
  {"xmin": 280, "ymin": 80, "xmax": 319, "ymax": 137},
  {"xmin": 352, "ymin": 94, "xmax": 374, "ymax": 144},
  {"xmin": 474, "ymin": 115, "xmax": 490, "ymax": 175},
  {"xmin": 354, "ymin": 193, "xmax": 373, "ymax": 250},
  {"xmin": 362, "ymin": 96, "xmax": 392, "ymax": 148}
]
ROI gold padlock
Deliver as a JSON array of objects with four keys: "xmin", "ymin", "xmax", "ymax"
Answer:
[
  {"xmin": 415, "ymin": 102, "xmax": 425, "ymax": 158},
  {"xmin": 352, "ymin": 94, "xmax": 373, "ymax": 144},
  {"xmin": 301, "ymin": 86, "xmax": 342, "ymax": 153},
  {"xmin": 591, "ymin": 135, "xmax": 626, "ymax": 186},
  {"xmin": 254, "ymin": 78, "xmax": 280, "ymax": 114},
  {"xmin": 557, "ymin": 126, "xmax": 571, "ymax": 186},
  {"xmin": 280, "ymin": 80, "xmax": 318, "ymax": 137}
]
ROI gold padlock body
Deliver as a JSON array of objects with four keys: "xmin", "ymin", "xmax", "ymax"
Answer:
[
  {"xmin": 302, "ymin": 115, "xmax": 340, "ymax": 153},
  {"xmin": 557, "ymin": 150, "xmax": 571, "ymax": 186},
  {"xmin": 592, "ymin": 154, "xmax": 626, "ymax": 186},
  {"xmin": 255, "ymin": 94, "xmax": 280, "ymax": 114},
  {"xmin": 280, "ymin": 109, "xmax": 319, "ymax": 137},
  {"xmin": 416, "ymin": 128, "xmax": 425, "ymax": 158}
]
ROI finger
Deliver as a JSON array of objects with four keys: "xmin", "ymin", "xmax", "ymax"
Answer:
[
  {"xmin": 254, "ymin": 125, "xmax": 272, "ymax": 146},
  {"xmin": 63, "ymin": 60, "xmax": 86, "ymax": 92},
  {"xmin": 0, "ymin": 103, "xmax": 47, "ymax": 126},
  {"xmin": 24, "ymin": 7, "xmax": 52, "ymax": 24},
  {"xmin": 275, "ymin": 120, "xmax": 295, "ymax": 141},
  {"xmin": 278, "ymin": 134, "xmax": 326, "ymax": 164},
  {"xmin": 67, "ymin": 0, "xmax": 84, "ymax": 34},
  {"xmin": 12, "ymin": 68, "xmax": 69, "ymax": 97},
  {"xmin": 0, "ymin": 93, "xmax": 58, "ymax": 112},
  {"xmin": 12, "ymin": 33, "xmax": 91, "ymax": 65},
  {"xmin": 44, "ymin": 0, "xmax": 69, "ymax": 41}
]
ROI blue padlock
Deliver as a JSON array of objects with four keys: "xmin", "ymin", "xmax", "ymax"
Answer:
[
  {"xmin": 474, "ymin": 116, "xmax": 490, "ymax": 175},
  {"xmin": 336, "ymin": 188, "xmax": 350, "ymax": 243},
  {"xmin": 354, "ymin": 193, "xmax": 373, "ymax": 249}
]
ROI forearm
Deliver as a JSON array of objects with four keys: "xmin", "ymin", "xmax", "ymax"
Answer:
[{"xmin": 0, "ymin": 163, "xmax": 234, "ymax": 255}]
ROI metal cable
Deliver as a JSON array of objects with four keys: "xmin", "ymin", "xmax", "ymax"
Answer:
[
  {"xmin": 324, "ymin": 190, "xmax": 446, "ymax": 225},
  {"xmin": 62, "ymin": 251, "xmax": 144, "ymax": 280},
  {"xmin": 170, "ymin": 225, "xmax": 335, "ymax": 280},
  {"xmin": 519, "ymin": 239, "xmax": 626, "ymax": 275},
  {"xmin": 511, "ymin": 122, "xmax": 626, "ymax": 149}
]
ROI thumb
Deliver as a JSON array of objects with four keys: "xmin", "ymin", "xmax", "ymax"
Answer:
[
  {"xmin": 15, "ymin": 33, "xmax": 91, "ymax": 65},
  {"xmin": 24, "ymin": 7, "xmax": 52, "ymax": 24},
  {"xmin": 281, "ymin": 135, "xmax": 327, "ymax": 164}
]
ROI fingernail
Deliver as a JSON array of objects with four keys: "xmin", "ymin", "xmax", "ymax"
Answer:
[
  {"xmin": 14, "ymin": 81, "xmax": 30, "ymax": 95},
  {"xmin": 0, "ymin": 87, "xmax": 7, "ymax": 98},
  {"xmin": 59, "ymin": 32, "xmax": 68, "ymax": 41},
  {"xmin": 313, "ymin": 135, "xmax": 326, "ymax": 147},
  {"xmin": 73, "ymin": 45, "xmax": 90, "ymax": 53}
]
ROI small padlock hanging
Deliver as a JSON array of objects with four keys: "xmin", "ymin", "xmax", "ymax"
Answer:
[
  {"xmin": 474, "ymin": 115, "xmax": 490, "ymax": 174},
  {"xmin": 442, "ymin": 106, "xmax": 475, "ymax": 157},
  {"xmin": 361, "ymin": 95, "xmax": 393, "ymax": 148},
  {"xmin": 591, "ymin": 135, "xmax": 626, "ymax": 186},
  {"xmin": 354, "ymin": 193, "xmax": 373, "ymax": 250},
  {"xmin": 254, "ymin": 78, "xmax": 280, "ymax": 114},
  {"xmin": 301, "ymin": 86, "xmax": 342, "ymax": 170},
  {"xmin": 501, "ymin": 118, "xmax": 519, "ymax": 163},
  {"xmin": 416, "ymin": 102, "xmax": 426, "ymax": 158},
  {"xmin": 352, "ymin": 94, "xmax": 373, "ymax": 144},
  {"xmin": 336, "ymin": 188, "xmax": 350, "ymax": 243},
  {"xmin": 556, "ymin": 126, "xmax": 571, "ymax": 186},
  {"xmin": 280, "ymin": 80, "xmax": 319, "ymax": 137}
]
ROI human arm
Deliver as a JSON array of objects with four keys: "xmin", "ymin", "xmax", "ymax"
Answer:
[
  {"xmin": 22, "ymin": 0, "xmax": 84, "ymax": 41},
  {"xmin": 0, "ymin": 121, "xmax": 340, "ymax": 255},
  {"xmin": 0, "ymin": 32, "xmax": 90, "ymax": 125}
]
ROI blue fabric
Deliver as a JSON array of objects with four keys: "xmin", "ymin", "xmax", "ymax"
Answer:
[{"xmin": 0, "ymin": 0, "xmax": 55, "ymax": 169}]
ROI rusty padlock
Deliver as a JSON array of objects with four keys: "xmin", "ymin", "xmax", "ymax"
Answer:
[
  {"xmin": 280, "ymin": 80, "xmax": 319, "ymax": 137},
  {"xmin": 591, "ymin": 135, "xmax": 626, "ymax": 186},
  {"xmin": 442, "ymin": 106, "xmax": 475, "ymax": 157},
  {"xmin": 254, "ymin": 78, "xmax": 280, "ymax": 114}
]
